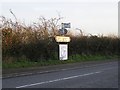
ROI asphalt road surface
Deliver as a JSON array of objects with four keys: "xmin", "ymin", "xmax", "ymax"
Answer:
[{"xmin": 2, "ymin": 61, "xmax": 118, "ymax": 88}]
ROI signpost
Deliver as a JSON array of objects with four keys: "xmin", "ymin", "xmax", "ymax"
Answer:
[
  {"xmin": 55, "ymin": 23, "xmax": 71, "ymax": 60},
  {"xmin": 59, "ymin": 28, "xmax": 67, "ymax": 35},
  {"xmin": 62, "ymin": 23, "xmax": 71, "ymax": 28}
]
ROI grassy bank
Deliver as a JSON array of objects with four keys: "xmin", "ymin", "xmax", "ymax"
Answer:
[{"xmin": 3, "ymin": 54, "xmax": 118, "ymax": 69}]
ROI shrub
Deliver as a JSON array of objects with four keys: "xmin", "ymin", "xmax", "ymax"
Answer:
[{"xmin": 1, "ymin": 16, "xmax": 119, "ymax": 63}]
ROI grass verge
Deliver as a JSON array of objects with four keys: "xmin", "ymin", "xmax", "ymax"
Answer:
[{"xmin": 3, "ymin": 54, "xmax": 118, "ymax": 69}]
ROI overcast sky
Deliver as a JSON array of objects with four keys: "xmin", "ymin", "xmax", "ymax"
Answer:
[{"xmin": 0, "ymin": 0, "xmax": 119, "ymax": 36}]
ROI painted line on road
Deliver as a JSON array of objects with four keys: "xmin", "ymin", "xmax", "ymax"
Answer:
[{"xmin": 16, "ymin": 71, "xmax": 101, "ymax": 88}]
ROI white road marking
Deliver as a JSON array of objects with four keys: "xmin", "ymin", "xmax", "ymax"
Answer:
[{"xmin": 16, "ymin": 71, "xmax": 101, "ymax": 88}]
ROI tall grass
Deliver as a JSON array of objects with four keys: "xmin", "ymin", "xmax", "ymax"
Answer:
[{"xmin": 1, "ymin": 15, "xmax": 120, "ymax": 63}]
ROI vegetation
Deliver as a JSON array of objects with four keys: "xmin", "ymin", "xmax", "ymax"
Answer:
[
  {"xmin": 1, "ymin": 12, "xmax": 120, "ymax": 68},
  {"xmin": 3, "ymin": 54, "xmax": 118, "ymax": 69}
]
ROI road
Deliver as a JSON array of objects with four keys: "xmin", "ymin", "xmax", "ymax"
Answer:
[{"xmin": 2, "ymin": 61, "xmax": 118, "ymax": 88}]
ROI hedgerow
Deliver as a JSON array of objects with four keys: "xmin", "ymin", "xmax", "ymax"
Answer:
[{"xmin": 1, "ymin": 16, "xmax": 119, "ymax": 63}]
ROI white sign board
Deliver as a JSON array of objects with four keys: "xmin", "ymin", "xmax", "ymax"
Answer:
[
  {"xmin": 62, "ymin": 23, "xmax": 71, "ymax": 28},
  {"xmin": 59, "ymin": 44, "xmax": 68, "ymax": 60}
]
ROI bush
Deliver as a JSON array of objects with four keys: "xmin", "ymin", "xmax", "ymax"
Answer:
[{"xmin": 1, "ymin": 16, "xmax": 120, "ymax": 63}]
